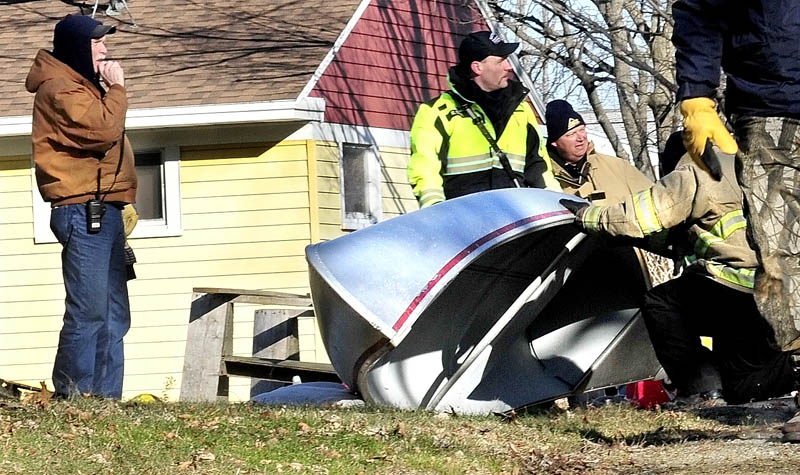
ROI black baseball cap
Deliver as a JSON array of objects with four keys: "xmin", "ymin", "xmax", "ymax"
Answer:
[
  {"xmin": 458, "ymin": 30, "xmax": 519, "ymax": 66},
  {"xmin": 55, "ymin": 15, "xmax": 116, "ymax": 40},
  {"xmin": 91, "ymin": 21, "xmax": 116, "ymax": 38}
]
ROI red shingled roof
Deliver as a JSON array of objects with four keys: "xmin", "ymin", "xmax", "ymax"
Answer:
[
  {"xmin": 0, "ymin": 0, "xmax": 362, "ymax": 118},
  {"xmin": 310, "ymin": 0, "xmax": 486, "ymax": 130}
]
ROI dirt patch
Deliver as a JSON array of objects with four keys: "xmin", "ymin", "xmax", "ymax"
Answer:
[
  {"xmin": 596, "ymin": 397, "xmax": 799, "ymax": 474},
  {"xmin": 692, "ymin": 397, "xmax": 795, "ymax": 440}
]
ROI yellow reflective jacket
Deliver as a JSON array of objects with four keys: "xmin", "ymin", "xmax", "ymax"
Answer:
[
  {"xmin": 577, "ymin": 152, "xmax": 757, "ymax": 292},
  {"xmin": 408, "ymin": 79, "xmax": 560, "ymax": 208}
]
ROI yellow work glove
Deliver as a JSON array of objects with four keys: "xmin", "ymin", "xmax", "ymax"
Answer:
[
  {"xmin": 126, "ymin": 393, "xmax": 161, "ymax": 406},
  {"xmin": 680, "ymin": 97, "xmax": 738, "ymax": 159},
  {"xmin": 122, "ymin": 204, "xmax": 139, "ymax": 237}
]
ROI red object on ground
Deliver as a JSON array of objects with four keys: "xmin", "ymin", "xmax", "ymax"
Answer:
[{"xmin": 626, "ymin": 380, "xmax": 671, "ymax": 409}]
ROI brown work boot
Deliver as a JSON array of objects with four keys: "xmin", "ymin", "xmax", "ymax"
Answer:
[
  {"xmin": 781, "ymin": 391, "xmax": 800, "ymax": 443},
  {"xmin": 662, "ymin": 388, "xmax": 727, "ymax": 410},
  {"xmin": 782, "ymin": 412, "xmax": 800, "ymax": 442},
  {"xmin": 783, "ymin": 336, "xmax": 800, "ymax": 353},
  {"xmin": 781, "ymin": 355, "xmax": 800, "ymax": 443}
]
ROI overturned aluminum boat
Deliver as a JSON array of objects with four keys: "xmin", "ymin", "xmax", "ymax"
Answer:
[{"xmin": 306, "ymin": 188, "xmax": 661, "ymax": 414}]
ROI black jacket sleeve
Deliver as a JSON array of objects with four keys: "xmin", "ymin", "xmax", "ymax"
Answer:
[{"xmin": 672, "ymin": 0, "xmax": 727, "ymax": 101}]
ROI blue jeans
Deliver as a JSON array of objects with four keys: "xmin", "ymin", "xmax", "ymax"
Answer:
[{"xmin": 50, "ymin": 203, "xmax": 131, "ymax": 398}]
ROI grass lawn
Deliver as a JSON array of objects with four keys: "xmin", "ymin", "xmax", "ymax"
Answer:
[{"xmin": 6, "ymin": 390, "xmax": 797, "ymax": 474}]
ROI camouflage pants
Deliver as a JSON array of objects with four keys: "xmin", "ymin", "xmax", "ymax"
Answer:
[{"xmin": 730, "ymin": 115, "xmax": 800, "ymax": 350}]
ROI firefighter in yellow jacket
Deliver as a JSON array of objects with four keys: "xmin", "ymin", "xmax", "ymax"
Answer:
[
  {"xmin": 407, "ymin": 31, "xmax": 560, "ymax": 208},
  {"xmin": 561, "ymin": 137, "xmax": 798, "ymax": 405},
  {"xmin": 544, "ymin": 100, "xmax": 652, "ymax": 204}
]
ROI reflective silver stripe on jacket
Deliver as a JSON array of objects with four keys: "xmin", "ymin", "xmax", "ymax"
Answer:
[
  {"xmin": 706, "ymin": 261, "xmax": 756, "ymax": 289},
  {"xmin": 418, "ymin": 188, "xmax": 446, "ymax": 208},
  {"xmin": 443, "ymin": 153, "xmax": 525, "ymax": 176},
  {"xmin": 694, "ymin": 210, "xmax": 747, "ymax": 258},
  {"xmin": 685, "ymin": 255, "xmax": 756, "ymax": 290},
  {"xmin": 582, "ymin": 205, "xmax": 605, "ymax": 233},
  {"xmin": 633, "ymin": 189, "xmax": 663, "ymax": 235}
]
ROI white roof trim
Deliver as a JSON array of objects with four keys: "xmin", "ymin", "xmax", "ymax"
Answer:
[
  {"xmin": 295, "ymin": 0, "xmax": 373, "ymax": 101},
  {"xmin": 303, "ymin": 122, "xmax": 410, "ymax": 148},
  {"xmin": 0, "ymin": 97, "xmax": 326, "ymax": 137},
  {"xmin": 0, "ymin": 116, "xmax": 31, "ymax": 137},
  {"xmin": 126, "ymin": 97, "xmax": 325, "ymax": 129}
]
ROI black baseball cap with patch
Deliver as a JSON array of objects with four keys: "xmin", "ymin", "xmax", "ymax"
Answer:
[
  {"xmin": 458, "ymin": 30, "xmax": 519, "ymax": 66},
  {"xmin": 545, "ymin": 100, "xmax": 586, "ymax": 141}
]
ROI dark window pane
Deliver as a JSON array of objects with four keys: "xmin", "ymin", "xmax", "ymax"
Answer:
[
  {"xmin": 134, "ymin": 152, "xmax": 164, "ymax": 220},
  {"xmin": 342, "ymin": 144, "xmax": 368, "ymax": 215}
]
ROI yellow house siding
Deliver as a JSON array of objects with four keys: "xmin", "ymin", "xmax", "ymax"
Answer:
[
  {"xmin": 0, "ymin": 155, "xmax": 59, "ymax": 390},
  {"xmin": 0, "ymin": 141, "xmax": 315, "ymax": 402},
  {"xmin": 0, "ymin": 157, "xmax": 35, "ymax": 253},
  {"xmin": 131, "ymin": 224, "xmax": 310, "ymax": 249},
  {"xmin": 312, "ymin": 142, "xmax": 417, "ymax": 239},
  {"xmin": 297, "ymin": 140, "xmax": 417, "ymax": 365},
  {"xmin": 378, "ymin": 145, "xmax": 418, "ymax": 218},
  {"xmin": 306, "ymin": 140, "xmax": 321, "ymax": 244},
  {"xmin": 126, "ymin": 141, "xmax": 314, "ymax": 400},
  {"xmin": 314, "ymin": 142, "xmax": 345, "ymax": 242},
  {"xmin": 1, "ymin": 136, "xmax": 417, "ymax": 400}
]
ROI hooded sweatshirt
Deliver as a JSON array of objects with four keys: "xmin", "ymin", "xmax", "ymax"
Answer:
[
  {"xmin": 52, "ymin": 14, "xmax": 107, "ymax": 95},
  {"xmin": 25, "ymin": 16, "xmax": 136, "ymax": 206}
]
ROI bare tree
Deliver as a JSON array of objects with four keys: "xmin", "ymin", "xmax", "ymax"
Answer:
[{"xmin": 489, "ymin": 0, "xmax": 681, "ymax": 179}]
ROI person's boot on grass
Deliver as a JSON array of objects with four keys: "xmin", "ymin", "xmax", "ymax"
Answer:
[{"xmin": 781, "ymin": 354, "xmax": 800, "ymax": 442}]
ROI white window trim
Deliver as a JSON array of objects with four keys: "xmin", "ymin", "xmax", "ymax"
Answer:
[
  {"xmin": 31, "ymin": 183, "xmax": 54, "ymax": 244},
  {"xmin": 32, "ymin": 146, "xmax": 182, "ymax": 243},
  {"xmin": 130, "ymin": 146, "xmax": 182, "ymax": 238},
  {"xmin": 339, "ymin": 142, "xmax": 382, "ymax": 231}
]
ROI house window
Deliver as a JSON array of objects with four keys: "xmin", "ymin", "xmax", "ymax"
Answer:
[
  {"xmin": 32, "ymin": 146, "xmax": 182, "ymax": 243},
  {"xmin": 134, "ymin": 151, "xmax": 164, "ymax": 220},
  {"xmin": 128, "ymin": 146, "xmax": 182, "ymax": 238},
  {"xmin": 339, "ymin": 143, "xmax": 382, "ymax": 230}
]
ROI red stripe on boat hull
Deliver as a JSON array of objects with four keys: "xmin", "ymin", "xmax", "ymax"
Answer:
[{"xmin": 392, "ymin": 210, "xmax": 570, "ymax": 331}]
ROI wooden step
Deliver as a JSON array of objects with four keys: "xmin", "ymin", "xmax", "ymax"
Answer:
[{"xmin": 222, "ymin": 356, "xmax": 339, "ymax": 383}]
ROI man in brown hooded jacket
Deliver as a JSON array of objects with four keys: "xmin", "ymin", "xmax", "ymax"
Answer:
[{"xmin": 26, "ymin": 14, "xmax": 137, "ymax": 399}]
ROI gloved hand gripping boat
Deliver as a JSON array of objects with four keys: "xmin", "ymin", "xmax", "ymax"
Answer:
[{"xmin": 306, "ymin": 188, "xmax": 662, "ymax": 414}]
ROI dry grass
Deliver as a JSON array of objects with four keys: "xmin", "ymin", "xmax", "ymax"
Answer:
[{"xmin": 1, "ymin": 394, "xmax": 798, "ymax": 474}]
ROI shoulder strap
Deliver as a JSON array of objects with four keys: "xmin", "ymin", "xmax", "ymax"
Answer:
[{"xmin": 447, "ymin": 93, "xmax": 522, "ymax": 188}]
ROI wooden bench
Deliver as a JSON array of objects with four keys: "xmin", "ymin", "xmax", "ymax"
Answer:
[{"xmin": 179, "ymin": 287, "xmax": 338, "ymax": 402}]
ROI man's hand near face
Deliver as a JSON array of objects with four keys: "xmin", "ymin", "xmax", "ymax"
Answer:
[{"xmin": 98, "ymin": 60, "xmax": 124, "ymax": 88}]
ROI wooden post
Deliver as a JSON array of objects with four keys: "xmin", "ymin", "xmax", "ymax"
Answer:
[
  {"xmin": 250, "ymin": 308, "xmax": 305, "ymax": 398},
  {"xmin": 179, "ymin": 292, "xmax": 235, "ymax": 402},
  {"xmin": 179, "ymin": 287, "xmax": 317, "ymax": 402}
]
